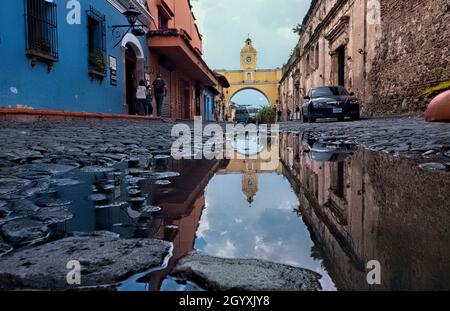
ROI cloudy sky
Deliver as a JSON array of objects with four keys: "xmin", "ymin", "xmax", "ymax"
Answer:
[
  {"xmin": 191, "ymin": 0, "xmax": 311, "ymax": 70},
  {"xmin": 194, "ymin": 173, "xmax": 336, "ymax": 290},
  {"xmin": 191, "ymin": 0, "xmax": 311, "ymax": 105}
]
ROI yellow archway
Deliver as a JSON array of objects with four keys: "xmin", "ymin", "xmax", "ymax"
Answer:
[
  {"xmin": 216, "ymin": 38, "xmax": 282, "ymax": 118},
  {"xmin": 228, "ymin": 87, "xmax": 272, "ymax": 106}
]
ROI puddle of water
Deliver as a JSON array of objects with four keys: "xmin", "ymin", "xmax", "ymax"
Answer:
[
  {"xmin": 193, "ymin": 171, "xmax": 336, "ymax": 291},
  {"xmin": 280, "ymin": 132, "xmax": 450, "ymax": 291},
  {"xmin": 4, "ymin": 131, "xmax": 450, "ymax": 291}
]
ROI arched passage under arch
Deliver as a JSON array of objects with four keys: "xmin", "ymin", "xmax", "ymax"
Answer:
[
  {"xmin": 229, "ymin": 87, "xmax": 271, "ymax": 108},
  {"xmin": 225, "ymin": 83, "xmax": 279, "ymax": 108}
]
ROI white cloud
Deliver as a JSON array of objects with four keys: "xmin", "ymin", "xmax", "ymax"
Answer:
[
  {"xmin": 191, "ymin": 0, "xmax": 311, "ymax": 69},
  {"xmin": 216, "ymin": 240, "xmax": 237, "ymax": 257},
  {"xmin": 196, "ymin": 209, "xmax": 210, "ymax": 238},
  {"xmin": 276, "ymin": 27, "xmax": 297, "ymax": 40}
]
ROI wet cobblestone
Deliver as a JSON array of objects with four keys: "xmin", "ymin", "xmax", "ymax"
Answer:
[
  {"xmin": 0, "ymin": 117, "xmax": 449, "ymax": 199},
  {"xmin": 0, "ymin": 116, "xmax": 449, "ymax": 290},
  {"xmin": 0, "ymin": 117, "xmax": 449, "ymax": 249},
  {"xmin": 0, "ymin": 120, "xmax": 180, "ymax": 251},
  {"xmin": 280, "ymin": 117, "xmax": 450, "ymax": 160}
]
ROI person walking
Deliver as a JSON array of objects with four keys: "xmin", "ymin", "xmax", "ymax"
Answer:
[
  {"xmin": 214, "ymin": 103, "xmax": 221, "ymax": 122},
  {"xmin": 135, "ymin": 80, "xmax": 147, "ymax": 116},
  {"xmin": 144, "ymin": 81, "xmax": 153, "ymax": 117},
  {"xmin": 152, "ymin": 74, "xmax": 167, "ymax": 118}
]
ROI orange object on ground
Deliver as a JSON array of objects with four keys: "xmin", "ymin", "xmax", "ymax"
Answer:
[{"xmin": 425, "ymin": 90, "xmax": 450, "ymax": 122}]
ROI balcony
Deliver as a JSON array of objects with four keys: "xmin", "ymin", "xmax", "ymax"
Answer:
[{"xmin": 148, "ymin": 29, "xmax": 216, "ymax": 85}]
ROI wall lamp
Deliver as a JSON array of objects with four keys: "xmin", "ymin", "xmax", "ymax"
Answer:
[{"xmin": 112, "ymin": 5, "xmax": 148, "ymax": 48}]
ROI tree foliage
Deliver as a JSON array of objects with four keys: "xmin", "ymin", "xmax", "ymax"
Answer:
[
  {"xmin": 292, "ymin": 23, "xmax": 304, "ymax": 35},
  {"xmin": 257, "ymin": 106, "xmax": 276, "ymax": 124}
]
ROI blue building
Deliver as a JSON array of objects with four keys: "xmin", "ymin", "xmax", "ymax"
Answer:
[
  {"xmin": 203, "ymin": 86, "xmax": 217, "ymax": 122},
  {"xmin": 0, "ymin": 0, "xmax": 152, "ymax": 114}
]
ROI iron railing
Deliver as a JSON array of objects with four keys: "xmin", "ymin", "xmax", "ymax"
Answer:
[{"xmin": 24, "ymin": 0, "xmax": 58, "ymax": 59}]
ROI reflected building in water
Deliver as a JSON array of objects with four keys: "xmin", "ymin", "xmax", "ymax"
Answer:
[
  {"xmin": 242, "ymin": 169, "xmax": 258, "ymax": 206},
  {"xmin": 218, "ymin": 155, "xmax": 283, "ymax": 208},
  {"xmin": 145, "ymin": 158, "xmax": 226, "ymax": 290},
  {"xmin": 280, "ymin": 132, "xmax": 450, "ymax": 290},
  {"xmin": 53, "ymin": 132, "xmax": 450, "ymax": 291}
]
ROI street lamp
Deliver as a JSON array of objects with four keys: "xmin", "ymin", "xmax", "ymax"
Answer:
[
  {"xmin": 112, "ymin": 5, "xmax": 147, "ymax": 48},
  {"xmin": 123, "ymin": 5, "xmax": 141, "ymax": 26}
]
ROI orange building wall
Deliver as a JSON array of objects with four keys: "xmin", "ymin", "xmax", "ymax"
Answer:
[
  {"xmin": 146, "ymin": 0, "xmax": 206, "ymax": 119},
  {"xmin": 146, "ymin": 0, "xmax": 203, "ymax": 53}
]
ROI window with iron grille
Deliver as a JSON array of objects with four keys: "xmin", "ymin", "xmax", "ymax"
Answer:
[
  {"xmin": 87, "ymin": 7, "xmax": 107, "ymax": 76},
  {"xmin": 24, "ymin": 0, "xmax": 59, "ymax": 61}
]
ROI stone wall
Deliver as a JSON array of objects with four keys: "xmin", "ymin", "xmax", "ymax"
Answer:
[{"xmin": 369, "ymin": 0, "xmax": 450, "ymax": 114}]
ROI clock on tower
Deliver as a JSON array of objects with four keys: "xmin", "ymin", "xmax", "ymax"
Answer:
[{"xmin": 240, "ymin": 37, "xmax": 257, "ymax": 70}]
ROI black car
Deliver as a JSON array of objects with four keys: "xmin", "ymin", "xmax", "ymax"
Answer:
[
  {"xmin": 302, "ymin": 86, "xmax": 360, "ymax": 123},
  {"xmin": 234, "ymin": 106, "xmax": 250, "ymax": 123}
]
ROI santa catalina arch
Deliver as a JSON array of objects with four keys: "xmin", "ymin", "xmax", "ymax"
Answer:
[{"xmin": 216, "ymin": 38, "xmax": 282, "ymax": 113}]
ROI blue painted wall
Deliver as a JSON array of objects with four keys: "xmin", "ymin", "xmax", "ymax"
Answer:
[
  {"xmin": 203, "ymin": 88, "xmax": 215, "ymax": 121},
  {"xmin": 0, "ymin": 0, "xmax": 148, "ymax": 114}
]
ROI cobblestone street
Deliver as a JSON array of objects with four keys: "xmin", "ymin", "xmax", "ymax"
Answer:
[
  {"xmin": 0, "ymin": 116, "xmax": 449, "ymax": 172},
  {"xmin": 0, "ymin": 119, "xmax": 178, "ymax": 172},
  {"xmin": 0, "ymin": 116, "xmax": 450, "ymax": 290},
  {"xmin": 0, "ymin": 117, "xmax": 449, "ymax": 175},
  {"xmin": 1, "ymin": 0, "xmax": 450, "ymax": 299},
  {"xmin": 280, "ymin": 117, "xmax": 450, "ymax": 162},
  {"xmin": 1, "ymin": 116, "xmax": 449, "ymax": 209}
]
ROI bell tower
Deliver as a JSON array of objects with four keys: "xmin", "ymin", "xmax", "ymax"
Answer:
[
  {"xmin": 240, "ymin": 37, "xmax": 257, "ymax": 71},
  {"xmin": 242, "ymin": 170, "xmax": 258, "ymax": 207}
]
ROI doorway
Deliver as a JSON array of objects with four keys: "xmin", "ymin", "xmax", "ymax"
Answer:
[
  {"xmin": 125, "ymin": 44, "xmax": 137, "ymax": 115},
  {"xmin": 203, "ymin": 95, "xmax": 209, "ymax": 121},
  {"xmin": 195, "ymin": 86, "xmax": 201, "ymax": 117},
  {"xmin": 337, "ymin": 46, "xmax": 345, "ymax": 87},
  {"xmin": 180, "ymin": 80, "xmax": 190, "ymax": 120},
  {"xmin": 159, "ymin": 65, "xmax": 172, "ymax": 118}
]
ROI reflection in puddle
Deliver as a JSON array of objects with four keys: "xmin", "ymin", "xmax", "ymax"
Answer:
[
  {"xmin": 193, "ymin": 170, "xmax": 336, "ymax": 291},
  {"xmin": 281, "ymin": 132, "xmax": 450, "ymax": 291},
  {"xmin": 6, "ymin": 131, "xmax": 449, "ymax": 291}
]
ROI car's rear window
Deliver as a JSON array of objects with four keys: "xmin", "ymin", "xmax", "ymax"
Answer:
[
  {"xmin": 236, "ymin": 110, "xmax": 248, "ymax": 115},
  {"xmin": 312, "ymin": 87, "xmax": 349, "ymax": 98}
]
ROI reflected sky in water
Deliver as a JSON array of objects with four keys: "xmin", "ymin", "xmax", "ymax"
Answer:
[{"xmin": 195, "ymin": 172, "xmax": 336, "ymax": 291}]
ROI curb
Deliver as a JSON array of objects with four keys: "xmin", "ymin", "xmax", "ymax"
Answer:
[{"xmin": 0, "ymin": 108, "xmax": 160, "ymax": 122}]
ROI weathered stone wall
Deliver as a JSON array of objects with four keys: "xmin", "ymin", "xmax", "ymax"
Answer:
[{"xmin": 369, "ymin": 0, "xmax": 450, "ymax": 114}]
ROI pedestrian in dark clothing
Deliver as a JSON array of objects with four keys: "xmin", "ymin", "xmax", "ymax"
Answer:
[
  {"xmin": 152, "ymin": 74, "xmax": 167, "ymax": 117},
  {"xmin": 135, "ymin": 80, "xmax": 147, "ymax": 116},
  {"xmin": 277, "ymin": 110, "xmax": 282, "ymax": 122},
  {"xmin": 144, "ymin": 82, "xmax": 153, "ymax": 117}
]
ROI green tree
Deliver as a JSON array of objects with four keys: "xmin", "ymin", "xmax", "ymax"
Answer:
[
  {"xmin": 293, "ymin": 23, "xmax": 304, "ymax": 35},
  {"xmin": 257, "ymin": 106, "xmax": 276, "ymax": 124}
]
